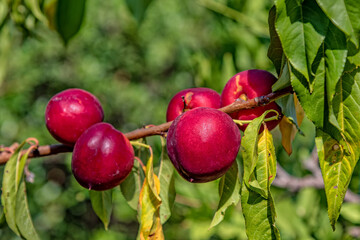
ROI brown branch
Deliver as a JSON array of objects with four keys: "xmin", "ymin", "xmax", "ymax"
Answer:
[{"xmin": 0, "ymin": 86, "xmax": 293, "ymax": 164}]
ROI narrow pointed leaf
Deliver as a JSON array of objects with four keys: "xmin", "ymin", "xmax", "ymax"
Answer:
[
  {"xmin": 2, "ymin": 141, "xmax": 26, "ymax": 236},
  {"xmin": 210, "ymin": 161, "xmax": 240, "ymax": 228},
  {"xmin": 158, "ymin": 137, "xmax": 175, "ymax": 224},
  {"xmin": 55, "ymin": 0, "xmax": 86, "ymax": 45},
  {"xmin": 268, "ymin": 6, "xmax": 283, "ymax": 75},
  {"xmin": 15, "ymin": 179, "xmax": 40, "ymax": 240},
  {"xmin": 315, "ymin": 0, "xmax": 359, "ymax": 47},
  {"xmin": 90, "ymin": 190, "xmax": 113, "ymax": 230},
  {"xmin": 241, "ymin": 184, "xmax": 280, "ymax": 240}
]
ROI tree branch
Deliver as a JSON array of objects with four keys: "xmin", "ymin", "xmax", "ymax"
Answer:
[{"xmin": 0, "ymin": 86, "xmax": 292, "ymax": 163}]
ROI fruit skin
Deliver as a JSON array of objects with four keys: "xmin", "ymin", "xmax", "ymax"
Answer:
[
  {"xmin": 166, "ymin": 87, "xmax": 221, "ymax": 122},
  {"xmin": 221, "ymin": 69, "xmax": 282, "ymax": 132},
  {"xmin": 167, "ymin": 107, "xmax": 241, "ymax": 183},
  {"xmin": 72, "ymin": 122, "xmax": 134, "ymax": 191},
  {"xmin": 45, "ymin": 88, "xmax": 104, "ymax": 145}
]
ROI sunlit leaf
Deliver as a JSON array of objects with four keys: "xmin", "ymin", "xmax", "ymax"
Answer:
[
  {"xmin": 90, "ymin": 189, "xmax": 113, "ymax": 230},
  {"xmin": 315, "ymin": 0, "xmax": 359, "ymax": 47},
  {"xmin": 210, "ymin": 161, "xmax": 240, "ymax": 228},
  {"xmin": 241, "ymin": 110, "xmax": 275, "ymax": 198},
  {"xmin": 275, "ymin": 0, "xmax": 329, "ymax": 88}
]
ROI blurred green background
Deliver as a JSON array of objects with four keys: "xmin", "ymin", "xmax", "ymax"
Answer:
[{"xmin": 0, "ymin": 0, "xmax": 360, "ymax": 239}]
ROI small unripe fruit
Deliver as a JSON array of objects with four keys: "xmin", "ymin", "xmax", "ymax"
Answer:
[
  {"xmin": 72, "ymin": 122, "xmax": 134, "ymax": 191},
  {"xmin": 45, "ymin": 88, "xmax": 104, "ymax": 145},
  {"xmin": 221, "ymin": 70, "xmax": 282, "ymax": 131},
  {"xmin": 167, "ymin": 107, "xmax": 241, "ymax": 183},
  {"xmin": 166, "ymin": 88, "xmax": 221, "ymax": 122}
]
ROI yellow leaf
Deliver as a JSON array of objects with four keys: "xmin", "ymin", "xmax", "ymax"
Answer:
[{"xmin": 279, "ymin": 116, "xmax": 296, "ymax": 155}]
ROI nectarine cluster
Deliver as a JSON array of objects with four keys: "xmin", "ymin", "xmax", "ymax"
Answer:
[
  {"xmin": 45, "ymin": 69, "xmax": 282, "ymax": 189},
  {"xmin": 45, "ymin": 89, "xmax": 134, "ymax": 191}
]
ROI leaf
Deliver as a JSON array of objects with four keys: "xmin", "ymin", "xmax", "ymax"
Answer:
[
  {"xmin": 120, "ymin": 160, "xmax": 144, "ymax": 210},
  {"xmin": 2, "ymin": 141, "xmax": 26, "ymax": 236},
  {"xmin": 268, "ymin": 6, "xmax": 283, "ymax": 75},
  {"xmin": 275, "ymin": 0, "xmax": 329, "ymax": 88},
  {"xmin": 241, "ymin": 184, "xmax": 280, "ymax": 240},
  {"xmin": 315, "ymin": 130, "xmax": 358, "ymax": 230},
  {"xmin": 315, "ymin": 0, "xmax": 359, "ymax": 48},
  {"xmin": 89, "ymin": 189, "xmax": 113, "ymax": 230},
  {"xmin": 138, "ymin": 150, "xmax": 163, "ymax": 239},
  {"xmin": 15, "ymin": 179, "xmax": 40, "ymax": 240},
  {"xmin": 315, "ymin": 64, "xmax": 360, "ymax": 229},
  {"xmin": 256, "ymin": 127, "xmax": 277, "ymax": 196},
  {"xmin": 55, "ymin": 0, "xmax": 86, "ymax": 45},
  {"xmin": 125, "ymin": 0, "xmax": 153, "ymax": 24},
  {"xmin": 279, "ymin": 116, "xmax": 296, "ymax": 155},
  {"xmin": 209, "ymin": 161, "xmax": 240, "ymax": 228},
  {"xmin": 158, "ymin": 137, "xmax": 175, "ymax": 224},
  {"xmin": 241, "ymin": 110, "xmax": 275, "ymax": 198},
  {"xmin": 24, "ymin": 0, "xmax": 48, "ymax": 23}
]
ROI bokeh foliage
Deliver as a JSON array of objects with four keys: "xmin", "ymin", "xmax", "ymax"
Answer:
[{"xmin": 0, "ymin": 0, "xmax": 360, "ymax": 239}]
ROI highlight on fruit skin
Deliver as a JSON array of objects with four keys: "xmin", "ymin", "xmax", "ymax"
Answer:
[
  {"xmin": 221, "ymin": 69, "xmax": 282, "ymax": 132},
  {"xmin": 45, "ymin": 88, "xmax": 104, "ymax": 146},
  {"xmin": 166, "ymin": 107, "xmax": 241, "ymax": 183},
  {"xmin": 166, "ymin": 87, "xmax": 221, "ymax": 122},
  {"xmin": 71, "ymin": 122, "xmax": 134, "ymax": 191}
]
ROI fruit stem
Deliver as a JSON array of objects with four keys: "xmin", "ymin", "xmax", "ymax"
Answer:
[{"xmin": 134, "ymin": 156, "xmax": 146, "ymax": 172}]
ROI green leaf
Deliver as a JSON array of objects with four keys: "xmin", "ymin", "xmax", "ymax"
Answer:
[
  {"xmin": 125, "ymin": 0, "xmax": 153, "ymax": 24},
  {"xmin": 275, "ymin": 0, "xmax": 329, "ymax": 88},
  {"xmin": 55, "ymin": 0, "xmax": 86, "ymax": 45},
  {"xmin": 120, "ymin": 160, "xmax": 144, "ymax": 210},
  {"xmin": 241, "ymin": 184, "xmax": 280, "ymax": 240},
  {"xmin": 15, "ymin": 179, "xmax": 40, "ymax": 240},
  {"xmin": 2, "ymin": 141, "xmax": 26, "ymax": 236},
  {"xmin": 241, "ymin": 110, "xmax": 275, "ymax": 198},
  {"xmin": 210, "ymin": 161, "xmax": 240, "ymax": 228},
  {"xmin": 158, "ymin": 137, "xmax": 175, "ymax": 224},
  {"xmin": 24, "ymin": 0, "xmax": 48, "ymax": 23},
  {"xmin": 315, "ymin": 0, "xmax": 359, "ymax": 48},
  {"xmin": 89, "ymin": 189, "xmax": 113, "ymax": 230},
  {"xmin": 256, "ymin": 128, "xmax": 277, "ymax": 195}
]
